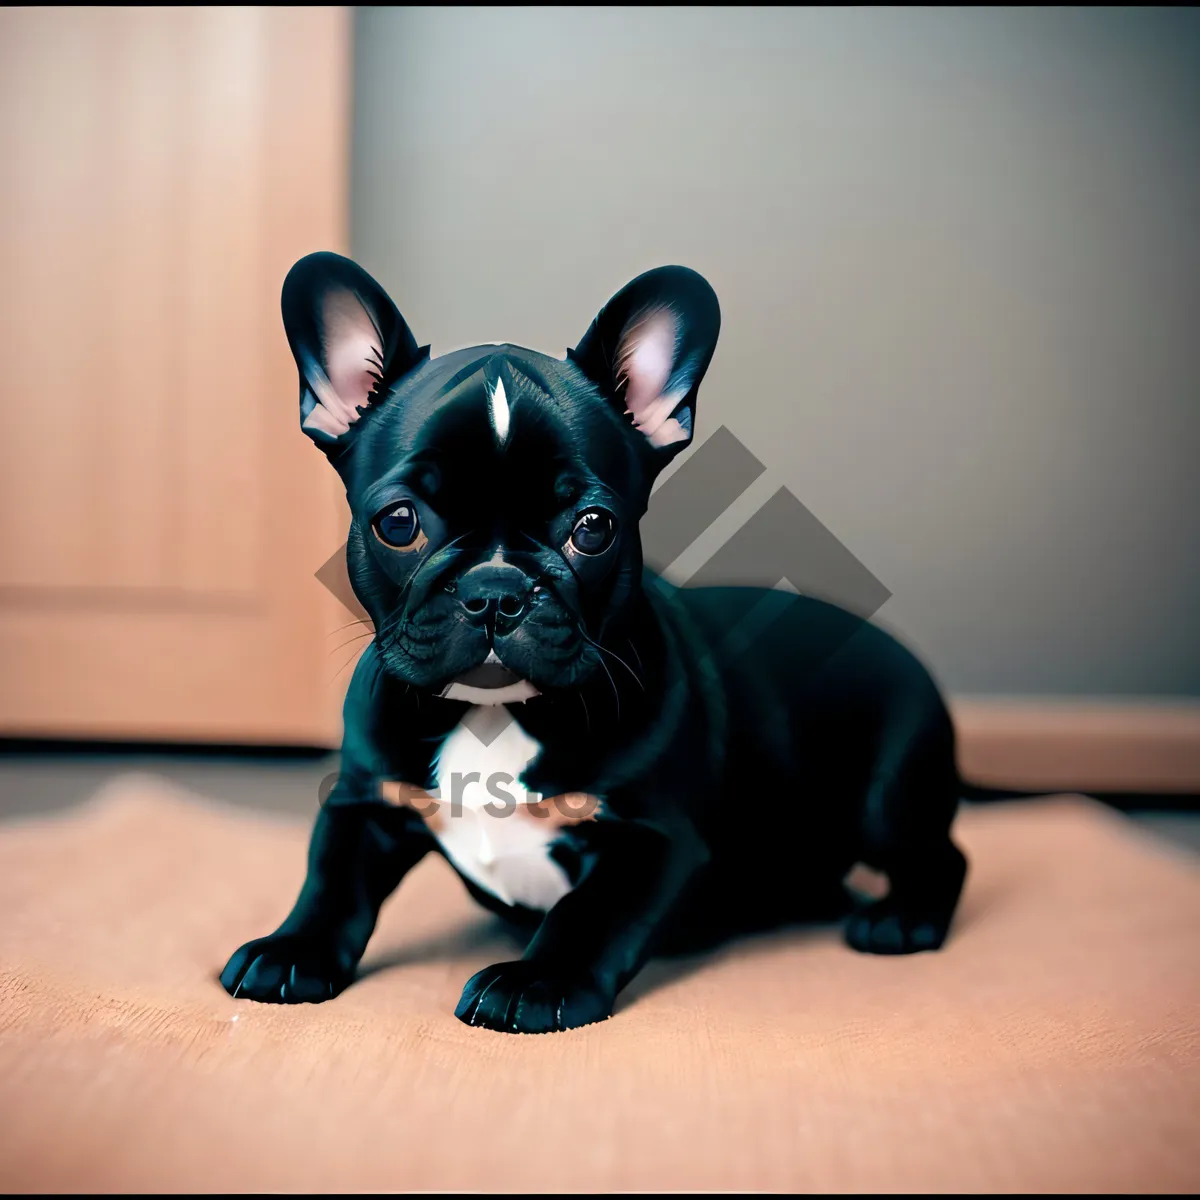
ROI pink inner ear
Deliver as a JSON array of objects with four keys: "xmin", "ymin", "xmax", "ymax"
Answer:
[
  {"xmin": 618, "ymin": 309, "xmax": 674, "ymax": 416},
  {"xmin": 303, "ymin": 289, "xmax": 386, "ymax": 436},
  {"xmin": 616, "ymin": 309, "xmax": 691, "ymax": 448}
]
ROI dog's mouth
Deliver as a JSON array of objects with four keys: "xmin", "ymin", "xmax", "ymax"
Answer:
[
  {"xmin": 438, "ymin": 655, "xmax": 541, "ymax": 706},
  {"xmin": 452, "ymin": 663, "xmax": 521, "ymax": 689}
]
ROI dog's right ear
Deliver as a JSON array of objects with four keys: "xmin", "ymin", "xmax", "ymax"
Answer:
[{"xmin": 281, "ymin": 251, "xmax": 428, "ymax": 455}]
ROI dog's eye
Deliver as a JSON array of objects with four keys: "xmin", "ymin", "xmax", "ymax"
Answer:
[
  {"xmin": 570, "ymin": 509, "xmax": 616, "ymax": 556},
  {"xmin": 372, "ymin": 502, "xmax": 423, "ymax": 550}
]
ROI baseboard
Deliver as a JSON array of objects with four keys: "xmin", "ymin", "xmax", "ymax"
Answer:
[{"xmin": 952, "ymin": 697, "xmax": 1200, "ymax": 795}]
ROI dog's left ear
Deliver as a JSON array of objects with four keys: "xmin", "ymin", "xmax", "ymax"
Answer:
[{"xmin": 569, "ymin": 266, "xmax": 720, "ymax": 459}]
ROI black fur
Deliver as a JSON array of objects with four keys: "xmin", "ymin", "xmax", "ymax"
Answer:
[{"xmin": 220, "ymin": 253, "xmax": 967, "ymax": 1032}]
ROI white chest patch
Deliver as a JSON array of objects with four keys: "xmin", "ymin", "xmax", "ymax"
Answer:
[{"xmin": 432, "ymin": 707, "xmax": 574, "ymax": 911}]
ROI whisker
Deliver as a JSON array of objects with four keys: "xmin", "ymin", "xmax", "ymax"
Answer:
[
  {"xmin": 326, "ymin": 618, "xmax": 374, "ymax": 637},
  {"xmin": 596, "ymin": 651, "xmax": 620, "ymax": 720},
  {"xmin": 578, "ymin": 691, "xmax": 591, "ymax": 736},
  {"xmin": 328, "ymin": 630, "xmax": 375, "ymax": 657},
  {"xmin": 331, "ymin": 644, "xmax": 368, "ymax": 683},
  {"xmin": 626, "ymin": 638, "xmax": 644, "ymax": 675},
  {"xmin": 578, "ymin": 627, "xmax": 645, "ymax": 693}
]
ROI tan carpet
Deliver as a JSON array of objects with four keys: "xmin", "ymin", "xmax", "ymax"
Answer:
[{"xmin": 0, "ymin": 775, "xmax": 1197, "ymax": 1193}]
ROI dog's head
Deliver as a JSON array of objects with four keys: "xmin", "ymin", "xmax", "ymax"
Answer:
[{"xmin": 283, "ymin": 253, "xmax": 720, "ymax": 703}]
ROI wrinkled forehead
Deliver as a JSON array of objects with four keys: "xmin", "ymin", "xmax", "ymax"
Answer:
[{"xmin": 350, "ymin": 346, "xmax": 636, "ymax": 497}]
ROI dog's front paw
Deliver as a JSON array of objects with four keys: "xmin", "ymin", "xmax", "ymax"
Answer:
[
  {"xmin": 454, "ymin": 960, "xmax": 611, "ymax": 1033},
  {"xmin": 844, "ymin": 898, "xmax": 952, "ymax": 955},
  {"xmin": 220, "ymin": 933, "xmax": 353, "ymax": 1004}
]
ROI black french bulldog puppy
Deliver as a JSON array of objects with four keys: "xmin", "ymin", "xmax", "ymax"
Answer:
[{"xmin": 220, "ymin": 252, "xmax": 967, "ymax": 1033}]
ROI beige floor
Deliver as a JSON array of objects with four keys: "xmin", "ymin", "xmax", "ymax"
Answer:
[{"xmin": 0, "ymin": 772, "xmax": 1197, "ymax": 1192}]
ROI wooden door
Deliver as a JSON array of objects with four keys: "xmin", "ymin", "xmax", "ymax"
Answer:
[{"xmin": 0, "ymin": 7, "xmax": 354, "ymax": 746}]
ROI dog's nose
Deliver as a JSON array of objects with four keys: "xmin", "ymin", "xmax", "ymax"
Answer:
[{"xmin": 456, "ymin": 562, "xmax": 532, "ymax": 625}]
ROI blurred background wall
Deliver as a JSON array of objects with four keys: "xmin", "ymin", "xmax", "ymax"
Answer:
[
  {"xmin": 352, "ymin": 6, "xmax": 1200, "ymax": 700},
  {"xmin": 2, "ymin": 6, "xmax": 1198, "ymax": 778}
]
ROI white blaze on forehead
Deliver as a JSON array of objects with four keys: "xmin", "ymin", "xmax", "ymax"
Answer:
[{"xmin": 488, "ymin": 376, "xmax": 510, "ymax": 445}]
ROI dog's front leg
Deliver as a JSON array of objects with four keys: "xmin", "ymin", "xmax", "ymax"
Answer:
[
  {"xmin": 220, "ymin": 797, "xmax": 431, "ymax": 1004},
  {"xmin": 455, "ymin": 816, "xmax": 708, "ymax": 1033}
]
